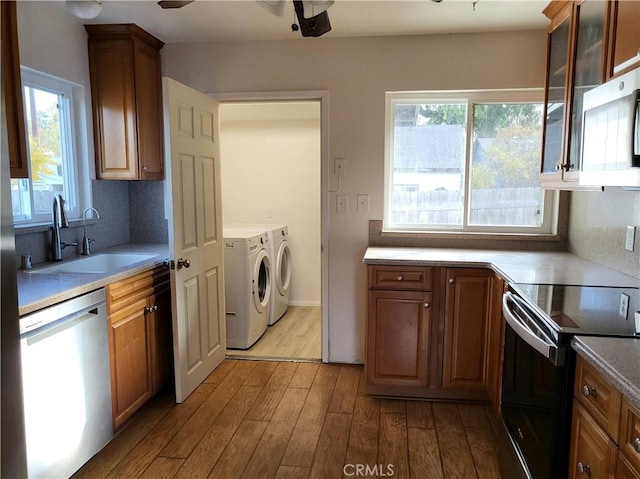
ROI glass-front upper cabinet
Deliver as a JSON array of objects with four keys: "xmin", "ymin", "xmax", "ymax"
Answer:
[{"xmin": 540, "ymin": 0, "xmax": 608, "ymax": 189}]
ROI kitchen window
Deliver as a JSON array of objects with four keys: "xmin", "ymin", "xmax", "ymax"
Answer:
[
  {"xmin": 11, "ymin": 68, "xmax": 89, "ymax": 225},
  {"xmin": 384, "ymin": 90, "xmax": 556, "ymax": 234}
]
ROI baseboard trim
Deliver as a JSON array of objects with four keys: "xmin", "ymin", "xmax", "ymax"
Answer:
[{"xmin": 288, "ymin": 301, "xmax": 321, "ymax": 307}]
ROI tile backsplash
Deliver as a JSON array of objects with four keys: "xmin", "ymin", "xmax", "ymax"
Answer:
[
  {"xmin": 568, "ymin": 188, "xmax": 640, "ymax": 280},
  {"xmin": 14, "ymin": 179, "xmax": 168, "ymax": 267}
]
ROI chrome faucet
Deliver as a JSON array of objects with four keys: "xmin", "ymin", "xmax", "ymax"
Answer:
[
  {"xmin": 51, "ymin": 194, "xmax": 77, "ymax": 261},
  {"xmin": 81, "ymin": 207, "xmax": 101, "ymax": 256}
]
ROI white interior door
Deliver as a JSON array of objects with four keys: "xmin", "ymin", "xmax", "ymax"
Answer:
[{"xmin": 163, "ymin": 77, "xmax": 225, "ymax": 403}]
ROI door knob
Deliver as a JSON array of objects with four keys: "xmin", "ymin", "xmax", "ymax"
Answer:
[
  {"xmin": 577, "ymin": 462, "xmax": 591, "ymax": 475},
  {"xmin": 177, "ymin": 258, "xmax": 191, "ymax": 269}
]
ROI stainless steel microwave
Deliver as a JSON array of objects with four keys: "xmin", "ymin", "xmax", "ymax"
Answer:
[{"xmin": 580, "ymin": 67, "xmax": 640, "ymax": 187}]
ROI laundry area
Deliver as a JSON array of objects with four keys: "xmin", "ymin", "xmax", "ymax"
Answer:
[{"xmin": 219, "ymin": 101, "xmax": 322, "ymax": 361}]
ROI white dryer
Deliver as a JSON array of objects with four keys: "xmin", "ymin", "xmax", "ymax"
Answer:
[
  {"xmin": 223, "ymin": 227, "xmax": 272, "ymax": 349},
  {"xmin": 225, "ymin": 223, "xmax": 292, "ymax": 325}
]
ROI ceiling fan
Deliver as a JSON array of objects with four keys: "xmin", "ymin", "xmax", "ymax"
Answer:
[{"xmin": 156, "ymin": 0, "xmax": 334, "ymax": 37}]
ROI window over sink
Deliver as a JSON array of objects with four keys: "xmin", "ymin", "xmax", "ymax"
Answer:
[
  {"xmin": 11, "ymin": 68, "xmax": 90, "ymax": 225},
  {"xmin": 384, "ymin": 89, "xmax": 557, "ymax": 235}
]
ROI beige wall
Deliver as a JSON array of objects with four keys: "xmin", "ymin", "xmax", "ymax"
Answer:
[
  {"xmin": 219, "ymin": 102, "xmax": 322, "ymax": 306},
  {"xmin": 162, "ymin": 30, "xmax": 548, "ymax": 362}
]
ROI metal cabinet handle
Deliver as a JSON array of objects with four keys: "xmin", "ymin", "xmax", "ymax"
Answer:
[
  {"xmin": 577, "ymin": 462, "xmax": 591, "ymax": 475},
  {"xmin": 582, "ymin": 385, "xmax": 597, "ymax": 397},
  {"xmin": 144, "ymin": 305, "xmax": 159, "ymax": 314},
  {"xmin": 448, "ymin": 278, "xmax": 455, "ymax": 284},
  {"xmin": 424, "ymin": 302, "xmax": 430, "ymax": 308},
  {"xmin": 633, "ymin": 437, "xmax": 640, "ymax": 454},
  {"xmin": 397, "ymin": 275, "xmax": 403, "ymax": 281},
  {"xmin": 142, "ymin": 165, "xmax": 148, "ymax": 172},
  {"xmin": 177, "ymin": 258, "xmax": 191, "ymax": 269}
]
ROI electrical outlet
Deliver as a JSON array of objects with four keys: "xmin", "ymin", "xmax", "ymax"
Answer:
[
  {"xmin": 334, "ymin": 158, "xmax": 346, "ymax": 177},
  {"xmin": 619, "ymin": 293, "xmax": 630, "ymax": 319},
  {"xmin": 336, "ymin": 194, "xmax": 348, "ymax": 213},
  {"xmin": 357, "ymin": 194, "xmax": 369, "ymax": 212},
  {"xmin": 625, "ymin": 225, "xmax": 636, "ymax": 251}
]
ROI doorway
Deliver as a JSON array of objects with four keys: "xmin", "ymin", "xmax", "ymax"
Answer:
[{"xmin": 218, "ymin": 99, "xmax": 324, "ymax": 361}]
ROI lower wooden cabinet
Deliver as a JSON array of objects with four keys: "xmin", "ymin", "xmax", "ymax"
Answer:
[
  {"xmin": 443, "ymin": 268, "xmax": 492, "ymax": 390},
  {"xmin": 617, "ymin": 454, "xmax": 640, "ymax": 479},
  {"xmin": 569, "ymin": 356, "xmax": 640, "ymax": 479},
  {"xmin": 365, "ymin": 264, "xmax": 500, "ymax": 400},
  {"xmin": 569, "ymin": 401, "xmax": 618, "ymax": 479},
  {"xmin": 107, "ymin": 267, "xmax": 173, "ymax": 429},
  {"xmin": 366, "ymin": 289, "xmax": 433, "ymax": 388}
]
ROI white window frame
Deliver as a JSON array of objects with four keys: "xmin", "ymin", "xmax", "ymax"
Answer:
[
  {"xmin": 14, "ymin": 67, "xmax": 90, "ymax": 226},
  {"xmin": 384, "ymin": 89, "xmax": 557, "ymax": 235}
]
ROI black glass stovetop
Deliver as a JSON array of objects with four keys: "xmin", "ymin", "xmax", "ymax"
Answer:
[{"xmin": 510, "ymin": 283, "xmax": 640, "ymax": 337}]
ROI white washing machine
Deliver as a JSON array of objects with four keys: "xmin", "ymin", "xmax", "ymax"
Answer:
[
  {"xmin": 225, "ymin": 223, "xmax": 292, "ymax": 325},
  {"xmin": 223, "ymin": 227, "xmax": 272, "ymax": 349}
]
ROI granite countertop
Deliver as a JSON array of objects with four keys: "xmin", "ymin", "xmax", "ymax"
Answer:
[
  {"xmin": 363, "ymin": 247, "xmax": 639, "ymax": 287},
  {"xmin": 18, "ymin": 243, "xmax": 170, "ymax": 316},
  {"xmin": 572, "ymin": 336, "xmax": 640, "ymax": 410}
]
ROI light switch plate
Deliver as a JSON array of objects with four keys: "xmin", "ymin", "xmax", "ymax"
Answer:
[
  {"xmin": 619, "ymin": 293, "xmax": 630, "ymax": 319},
  {"xmin": 336, "ymin": 194, "xmax": 348, "ymax": 213},
  {"xmin": 357, "ymin": 194, "xmax": 369, "ymax": 213},
  {"xmin": 625, "ymin": 225, "xmax": 636, "ymax": 251}
]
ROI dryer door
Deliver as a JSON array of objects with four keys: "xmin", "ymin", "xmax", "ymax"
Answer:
[
  {"xmin": 276, "ymin": 241, "xmax": 292, "ymax": 296},
  {"xmin": 253, "ymin": 249, "xmax": 271, "ymax": 313}
]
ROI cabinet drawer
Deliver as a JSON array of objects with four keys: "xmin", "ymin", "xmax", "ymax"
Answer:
[
  {"xmin": 620, "ymin": 398, "xmax": 640, "ymax": 474},
  {"xmin": 575, "ymin": 356, "xmax": 622, "ymax": 441},
  {"xmin": 368, "ymin": 265, "xmax": 433, "ymax": 291},
  {"xmin": 108, "ymin": 266, "xmax": 169, "ymax": 312}
]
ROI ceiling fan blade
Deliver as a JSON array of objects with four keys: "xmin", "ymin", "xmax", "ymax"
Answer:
[
  {"xmin": 256, "ymin": 0, "xmax": 286, "ymax": 17},
  {"xmin": 157, "ymin": 0, "xmax": 195, "ymax": 9}
]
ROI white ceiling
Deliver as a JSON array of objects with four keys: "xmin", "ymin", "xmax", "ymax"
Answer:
[{"xmin": 56, "ymin": 0, "xmax": 550, "ymax": 44}]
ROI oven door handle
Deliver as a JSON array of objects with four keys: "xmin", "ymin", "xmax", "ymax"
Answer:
[{"xmin": 503, "ymin": 292, "xmax": 562, "ymax": 365}]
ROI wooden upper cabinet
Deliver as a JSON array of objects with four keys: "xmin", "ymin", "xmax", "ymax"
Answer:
[
  {"xmin": 540, "ymin": 0, "xmax": 609, "ymax": 188},
  {"xmin": 2, "ymin": 2, "xmax": 28, "ymax": 178},
  {"xmin": 86, "ymin": 24, "xmax": 165, "ymax": 180},
  {"xmin": 607, "ymin": 0, "xmax": 640, "ymax": 78}
]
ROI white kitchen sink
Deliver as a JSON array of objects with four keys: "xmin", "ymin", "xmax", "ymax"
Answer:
[{"xmin": 31, "ymin": 253, "xmax": 157, "ymax": 274}]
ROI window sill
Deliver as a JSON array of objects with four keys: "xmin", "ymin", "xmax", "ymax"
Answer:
[
  {"xmin": 369, "ymin": 220, "xmax": 567, "ymax": 251},
  {"xmin": 14, "ymin": 219, "xmax": 97, "ymax": 236}
]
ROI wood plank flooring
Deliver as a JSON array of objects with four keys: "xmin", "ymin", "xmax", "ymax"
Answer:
[
  {"xmin": 74, "ymin": 359, "xmax": 501, "ymax": 479},
  {"xmin": 226, "ymin": 306, "xmax": 321, "ymax": 361}
]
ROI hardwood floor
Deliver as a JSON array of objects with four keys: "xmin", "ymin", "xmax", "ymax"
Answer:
[
  {"xmin": 74, "ymin": 359, "xmax": 502, "ymax": 479},
  {"xmin": 226, "ymin": 306, "xmax": 321, "ymax": 361}
]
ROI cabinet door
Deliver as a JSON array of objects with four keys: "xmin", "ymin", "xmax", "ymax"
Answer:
[
  {"xmin": 569, "ymin": 401, "xmax": 618, "ymax": 479},
  {"xmin": 366, "ymin": 290, "xmax": 432, "ymax": 388},
  {"xmin": 617, "ymin": 454, "xmax": 640, "ymax": 479},
  {"xmin": 619, "ymin": 398, "xmax": 640, "ymax": 474},
  {"xmin": 2, "ymin": 2, "xmax": 28, "ymax": 178},
  {"xmin": 541, "ymin": 2, "xmax": 573, "ymax": 183},
  {"xmin": 148, "ymin": 285, "xmax": 173, "ymax": 395},
  {"xmin": 487, "ymin": 274, "xmax": 506, "ymax": 411},
  {"xmin": 89, "ymin": 39, "xmax": 139, "ymax": 180},
  {"xmin": 109, "ymin": 298, "xmax": 153, "ymax": 429},
  {"xmin": 608, "ymin": 0, "xmax": 640, "ymax": 78},
  {"xmin": 443, "ymin": 268, "xmax": 491, "ymax": 389},
  {"xmin": 133, "ymin": 39, "xmax": 164, "ymax": 180},
  {"xmin": 566, "ymin": 0, "xmax": 608, "ymax": 181}
]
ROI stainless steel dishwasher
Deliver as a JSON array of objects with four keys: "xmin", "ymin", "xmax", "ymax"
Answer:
[{"xmin": 20, "ymin": 288, "xmax": 113, "ymax": 478}]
